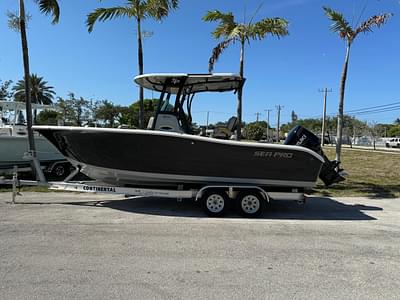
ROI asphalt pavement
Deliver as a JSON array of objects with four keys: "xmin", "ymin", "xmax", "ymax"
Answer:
[{"xmin": 1, "ymin": 192, "xmax": 399, "ymax": 299}]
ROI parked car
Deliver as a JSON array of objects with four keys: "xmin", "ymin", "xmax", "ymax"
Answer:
[{"xmin": 385, "ymin": 137, "xmax": 400, "ymax": 148}]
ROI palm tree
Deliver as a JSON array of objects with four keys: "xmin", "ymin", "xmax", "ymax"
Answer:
[
  {"xmin": 13, "ymin": 74, "xmax": 56, "ymax": 105},
  {"xmin": 323, "ymin": 7, "xmax": 392, "ymax": 165},
  {"xmin": 15, "ymin": 0, "xmax": 60, "ymax": 181},
  {"xmin": 203, "ymin": 9, "xmax": 289, "ymax": 140},
  {"xmin": 13, "ymin": 74, "xmax": 56, "ymax": 123},
  {"xmin": 86, "ymin": 0, "xmax": 179, "ymax": 129}
]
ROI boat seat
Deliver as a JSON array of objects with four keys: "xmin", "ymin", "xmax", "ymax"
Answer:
[
  {"xmin": 212, "ymin": 116, "xmax": 238, "ymax": 139},
  {"xmin": 226, "ymin": 116, "xmax": 238, "ymax": 132}
]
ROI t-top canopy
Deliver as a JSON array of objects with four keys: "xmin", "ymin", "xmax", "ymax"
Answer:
[{"xmin": 134, "ymin": 73, "xmax": 243, "ymax": 94}]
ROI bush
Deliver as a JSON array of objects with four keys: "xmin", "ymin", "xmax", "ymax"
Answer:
[
  {"xmin": 243, "ymin": 122, "xmax": 266, "ymax": 141},
  {"xmin": 388, "ymin": 125, "xmax": 400, "ymax": 137},
  {"xmin": 36, "ymin": 110, "xmax": 61, "ymax": 125}
]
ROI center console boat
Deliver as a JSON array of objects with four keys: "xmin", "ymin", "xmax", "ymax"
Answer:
[{"xmin": 33, "ymin": 73, "xmax": 344, "ymax": 189}]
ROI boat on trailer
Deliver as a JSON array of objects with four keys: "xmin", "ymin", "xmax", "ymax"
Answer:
[
  {"xmin": 0, "ymin": 101, "xmax": 70, "ymax": 177},
  {"xmin": 31, "ymin": 73, "xmax": 344, "ymax": 217}
]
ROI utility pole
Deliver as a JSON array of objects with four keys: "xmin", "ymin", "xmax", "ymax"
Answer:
[
  {"xmin": 255, "ymin": 112, "xmax": 261, "ymax": 122},
  {"xmin": 206, "ymin": 111, "xmax": 210, "ymax": 133},
  {"xmin": 318, "ymin": 88, "xmax": 332, "ymax": 146},
  {"xmin": 276, "ymin": 105, "xmax": 283, "ymax": 143},
  {"xmin": 265, "ymin": 109, "xmax": 272, "ymax": 141}
]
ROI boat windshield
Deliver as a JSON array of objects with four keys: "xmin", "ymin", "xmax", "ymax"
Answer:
[
  {"xmin": 160, "ymin": 98, "xmax": 174, "ymax": 112},
  {"xmin": 0, "ymin": 107, "xmax": 27, "ymax": 126}
]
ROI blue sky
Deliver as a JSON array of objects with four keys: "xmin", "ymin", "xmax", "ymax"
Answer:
[{"xmin": 0, "ymin": 0, "xmax": 399, "ymax": 127}]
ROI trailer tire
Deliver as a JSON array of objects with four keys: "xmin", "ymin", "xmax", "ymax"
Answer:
[
  {"xmin": 51, "ymin": 163, "xmax": 71, "ymax": 179},
  {"xmin": 202, "ymin": 190, "xmax": 228, "ymax": 217},
  {"xmin": 236, "ymin": 191, "xmax": 265, "ymax": 218}
]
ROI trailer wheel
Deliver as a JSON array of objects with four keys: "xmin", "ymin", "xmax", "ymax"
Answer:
[
  {"xmin": 202, "ymin": 190, "xmax": 228, "ymax": 217},
  {"xmin": 53, "ymin": 164, "xmax": 66, "ymax": 177},
  {"xmin": 51, "ymin": 163, "xmax": 71, "ymax": 179},
  {"xmin": 236, "ymin": 191, "xmax": 265, "ymax": 218}
]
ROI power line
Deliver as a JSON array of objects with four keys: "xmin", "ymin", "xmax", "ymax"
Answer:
[
  {"xmin": 193, "ymin": 100, "xmax": 399, "ymax": 125},
  {"xmin": 306, "ymin": 100, "xmax": 400, "ymax": 119},
  {"xmin": 345, "ymin": 101, "xmax": 400, "ymax": 113},
  {"xmin": 349, "ymin": 105, "xmax": 400, "ymax": 116}
]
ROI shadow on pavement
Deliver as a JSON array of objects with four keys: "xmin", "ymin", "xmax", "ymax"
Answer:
[
  {"xmin": 62, "ymin": 196, "xmax": 380, "ymax": 221},
  {"xmin": 265, "ymin": 197, "xmax": 380, "ymax": 220}
]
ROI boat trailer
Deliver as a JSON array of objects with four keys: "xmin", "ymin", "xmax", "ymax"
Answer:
[{"xmin": 1, "ymin": 168, "xmax": 306, "ymax": 218}]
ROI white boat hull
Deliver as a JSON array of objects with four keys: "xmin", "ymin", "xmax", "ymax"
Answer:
[{"xmin": 0, "ymin": 135, "xmax": 65, "ymax": 172}]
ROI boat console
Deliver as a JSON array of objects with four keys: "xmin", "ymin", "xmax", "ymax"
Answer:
[{"xmin": 147, "ymin": 114, "xmax": 184, "ymax": 133}]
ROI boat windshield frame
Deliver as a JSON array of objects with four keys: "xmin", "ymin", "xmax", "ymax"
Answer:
[
  {"xmin": 0, "ymin": 101, "xmax": 59, "ymax": 126},
  {"xmin": 134, "ymin": 74, "xmax": 244, "ymax": 134}
]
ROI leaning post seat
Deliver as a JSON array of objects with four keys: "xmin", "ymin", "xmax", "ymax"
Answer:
[{"xmin": 226, "ymin": 116, "xmax": 238, "ymax": 133}]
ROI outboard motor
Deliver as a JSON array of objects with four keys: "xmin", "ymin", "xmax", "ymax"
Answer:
[{"xmin": 284, "ymin": 125, "xmax": 345, "ymax": 186}]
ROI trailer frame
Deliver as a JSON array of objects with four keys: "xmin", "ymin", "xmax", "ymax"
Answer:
[{"xmin": 1, "ymin": 169, "xmax": 306, "ymax": 217}]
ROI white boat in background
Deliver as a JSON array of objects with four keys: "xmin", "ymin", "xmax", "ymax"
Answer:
[{"xmin": 0, "ymin": 101, "xmax": 69, "ymax": 176}]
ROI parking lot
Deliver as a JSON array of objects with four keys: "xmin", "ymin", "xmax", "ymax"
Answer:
[{"xmin": 1, "ymin": 192, "xmax": 399, "ymax": 299}]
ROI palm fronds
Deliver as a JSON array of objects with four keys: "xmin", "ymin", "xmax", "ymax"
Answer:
[
  {"xmin": 208, "ymin": 39, "xmax": 234, "ymax": 73},
  {"xmin": 87, "ymin": 7, "xmax": 131, "ymax": 32},
  {"xmin": 202, "ymin": 10, "xmax": 234, "ymax": 23},
  {"xmin": 324, "ymin": 6, "xmax": 393, "ymax": 42},
  {"xmin": 12, "ymin": 74, "xmax": 55, "ymax": 104},
  {"xmin": 35, "ymin": 0, "xmax": 60, "ymax": 24},
  {"xmin": 323, "ymin": 6, "xmax": 354, "ymax": 40},
  {"xmin": 204, "ymin": 9, "xmax": 289, "ymax": 71},
  {"xmin": 355, "ymin": 13, "xmax": 393, "ymax": 35},
  {"xmin": 251, "ymin": 18, "xmax": 289, "ymax": 40},
  {"xmin": 146, "ymin": 0, "xmax": 179, "ymax": 19},
  {"xmin": 203, "ymin": 10, "xmax": 236, "ymax": 39}
]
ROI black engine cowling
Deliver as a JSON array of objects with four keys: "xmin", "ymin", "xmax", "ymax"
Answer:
[{"xmin": 284, "ymin": 125, "xmax": 345, "ymax": 186}]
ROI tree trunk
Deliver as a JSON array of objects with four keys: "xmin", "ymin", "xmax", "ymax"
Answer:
[
  {"xmin": 19, "ymin": 0, "xmax": 43, "ymax": 181},
  {"xmin": 335, "ymin": 42, "xmax": 351, "ymax": 165},
  {"xmin": 236, "ymin": 39, "xmax": 245, "ymax": 141},
  {"xmin": 137, "ymin": 16, "xmax": 145, "ymax": 129}
]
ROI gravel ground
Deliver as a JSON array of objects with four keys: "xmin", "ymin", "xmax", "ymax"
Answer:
[{"xmin": 1, "ymin": 192, "xmax": 399, "ymax": 299}]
